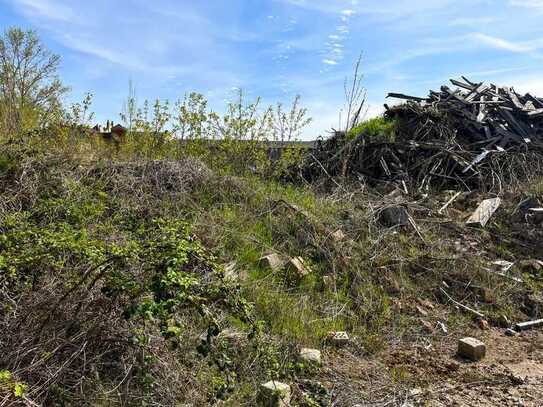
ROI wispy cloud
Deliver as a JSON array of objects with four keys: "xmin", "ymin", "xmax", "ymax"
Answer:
[
  {"xmin": 471, "ymin": 33, "xmax": 536, "ymax": 53},
  {"xmin": 5, "ymin": 0, "xmax": 543, "ymax": 138},
  {"xmin": 510, "ymin": 0, "xmax": 543, "ymax": 11},
  {"xmin": 13, "ymin": 0, "xmax": 77, "ymax": 22}
]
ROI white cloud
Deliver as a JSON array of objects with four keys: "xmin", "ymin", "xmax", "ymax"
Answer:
[
  {"xmin": 510, "ymin": 0, "xmax": 543, "ymax": 11},
  {"xmin": 448, "ymin": 17, "xmax": 496, "ymax": 26},
  {"xmin": 322, "ymin": 59, "xmax": 338, "ymax": 65},
  {"xmin": 13, "ymin": 0, "xmax": 77, "ymax": 22},
  {"xmin": 471, "ymin": 33, "xmax": 535, "ymax": 53}
]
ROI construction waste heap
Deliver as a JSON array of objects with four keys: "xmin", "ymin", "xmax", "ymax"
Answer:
[{"xmin": 305, "ymin": 77, "xmax": 543, "ymax": 191}]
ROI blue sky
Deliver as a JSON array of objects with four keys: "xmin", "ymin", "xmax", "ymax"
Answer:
[{"xmin": 2, "ymin": 0, "xmax": 543, "ymax": 139}]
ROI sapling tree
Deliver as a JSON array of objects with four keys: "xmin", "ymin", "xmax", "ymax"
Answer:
[{"xmin": 0, "ymin": 27, "xmax": 69, "ymax": 133}]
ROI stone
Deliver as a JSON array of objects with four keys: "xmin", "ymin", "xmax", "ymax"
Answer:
[
  {"xmin": 478, "ymin": 319, "xmax": 490, "ymax": 330},
  {"xmin": 457, "ymin": 337, "xmax": 486, "ymax": 361},
  {"xmin": 379, "ymin": 206, "xmax": 410, "ymax": 227},
  {"xmin": 327, "ymin": 331, "xmax": 349, "ymax": 346},
  {"xmin": 466, "ymin": 198, "xmax": 501, "ymax": 228},
  {"xmin": 421, "ymin": 319, "xmax": 434, "ymax": 333},
  {"xmin": 331, "ymin": 229, "xmax": 346, "ymax": 242},
  {"xmin": 299, "ymin": 348, "xmax": 322, "ymax": 365},
  {"xmin": 258, "ymin": 381, "xmax": 291, "ymax": 407},
  {"xmin": 259, "ymin": 254, "xmax": 284, "ymax": 272},
  {"xmin": 285, "ymin": 257, "xmax": 311, "ymax": 278}
]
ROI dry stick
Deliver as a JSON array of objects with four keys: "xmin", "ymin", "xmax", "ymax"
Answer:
[
  {"xmin": 408, "ymin": 215, "xmax": 426, "ymax": 244},
  {"xmin": 438, "ymin": 191, "xmax": 462, "ymax": 214},
  {"xmin": 439, "ymin": 287, "xmax": 485, "ymax": 319},
  {"xmin": 309, "ymin": 153, "xmax": 344, "ymax": 191},
  {"xmin": 37, "ymin": 258, "xmax": 114, "ymax": 336}
]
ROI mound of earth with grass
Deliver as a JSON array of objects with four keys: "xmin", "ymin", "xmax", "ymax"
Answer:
[{"xmin": 1, "ymin": 137, "xmax": 543, "ymax": 406}]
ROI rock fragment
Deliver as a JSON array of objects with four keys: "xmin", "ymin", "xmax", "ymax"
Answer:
[
  {"xmin": 457, "ymin": 337, "xmax": 486, "ymax": 361},
  {"xmin": 285, "ymin": 256, "xmax": 311, "ymax": 278},
  {"xmin": 327, "ymin": 331, "xmax": 349, "ymax": 346},
  {"xmin": 258, "ymin": 381, "xmax": 291, "ymax": 407},
  {"xmin": 299, "ymin": 348, "xmax": 322, "ymax": 365},
  {"xmin": 259, "ymin": 253, "xmax": 284, "ymax": 272}
]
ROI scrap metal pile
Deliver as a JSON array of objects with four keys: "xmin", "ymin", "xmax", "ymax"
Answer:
[{"xmin": 305, "ymin": 78, "xmax": 543, "ymax": 191}]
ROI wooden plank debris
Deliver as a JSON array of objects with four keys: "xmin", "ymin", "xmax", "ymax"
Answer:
[
  {"xmin": 466, "ymin": 198, "xmax": 501, "ymax": 227},
  {"xmin": 385, "ymin": 77, "xmax": 543, "ymax": 170},
  {"xmin": 514, "ymin": 319, "xmax": 543, "ymax": 332},
  {"xmin": 309, "ymin": 76, "xmax": 543, "ymax": 191}
]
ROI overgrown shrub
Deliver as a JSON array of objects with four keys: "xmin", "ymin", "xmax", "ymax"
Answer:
[{"xmin": 347, "ymin": 116, "xmax": 397, "ymax": 143}]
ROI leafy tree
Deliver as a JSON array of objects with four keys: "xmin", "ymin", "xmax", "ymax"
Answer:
[{"xmin": 0, "ymin": 27, "xmax": 69, "ymax": 134}]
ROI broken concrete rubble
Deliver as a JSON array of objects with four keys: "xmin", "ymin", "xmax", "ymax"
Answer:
[
  {"xmin": 258, "ymin": 381, "xmax": 291, "ymax": 407},
  {"xmin": 285, "ymin": 256, "xmax": 311, "ymax": 279},
  {"xmin": 458, "ymin": 337, "xmax": 486, "ymax": 361},
  {"xmin": 327, "ymin": 331, "xmax": 349, "ymax": 346},
  {"xmin": 259, "ymin": 253, "xmax": 284, "ymax": 272},
  {"xmin": 299, "ymin": 348, "xmax": 322, "ymax": 365}
]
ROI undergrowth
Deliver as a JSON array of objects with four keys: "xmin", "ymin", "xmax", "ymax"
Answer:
[{"xmin": 1, "ymin": 133, "xmax": 542, "ymax": 406}]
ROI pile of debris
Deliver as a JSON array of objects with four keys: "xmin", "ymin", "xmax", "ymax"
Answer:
[
  {"xmin": 387, "ymin": 76, "xmax": 543, "ymax": 148},
  {"xmin": 304, "ymin": 78, "xmax": 543, "ymax": 191}
]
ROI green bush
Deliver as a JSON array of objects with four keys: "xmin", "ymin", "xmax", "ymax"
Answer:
[{"xmin": 347, "ymin": 116, "xmax": 397, "ymax": 143}]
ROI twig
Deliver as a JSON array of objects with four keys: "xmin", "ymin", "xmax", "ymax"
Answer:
[
  {"xmin": 438, "ymin": 191, "xmax": 462, "ymax": 214},
  {"xmin": 439, "ymin": 287, "xmax": 485, "ymax": 319}
]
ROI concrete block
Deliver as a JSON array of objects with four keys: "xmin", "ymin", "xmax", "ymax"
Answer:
[
  {"xmin": 300, "ymin": 348, "xmax": 321, "ymax": 365},
  {"xmin": 458, "ymin": 337, "xmax": 486, "ymax": 361},
  {"xmin": 327, "ymin": 331, "xmax": 349, "ymax": 346},
  {"xmin": 285, "ymin": 257, "xmax": 311, "ymax": 278},
  {"xmin": 259, "ymin": 254, "xmax": 284, "ymax": 272},
  {"xmin": 258, "ymin": 381, "xmax": 291, "ymax": 407}
]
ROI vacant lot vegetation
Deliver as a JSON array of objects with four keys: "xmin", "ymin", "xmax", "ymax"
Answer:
[
  {"xmin": 1, "ymin": 27, "xmax": 543, "ymax": 407},
  {"xmin": 1, "ymin": 127, "xmax": 543, "ymax": 405}
]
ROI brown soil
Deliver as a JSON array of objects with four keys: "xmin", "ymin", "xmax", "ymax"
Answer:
[{"xmin": 320, "ymin": 328, "xmax": 543, "ymax": 406}]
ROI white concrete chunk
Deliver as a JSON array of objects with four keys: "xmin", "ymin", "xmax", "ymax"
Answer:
[
  {"xmin": 458, "ymin": 337, "xmax": 486, "ymax": 361},
  {"xmin": 259, "ymin": 254, "xmax": 284, "ymax": 272},
  {"xmin": 285, "ymin": 257, "xmax": 311, "ymax": 278},
  {"xmin": 258, "ymin": 381, "xmax": 291, "ymax": 407},
  {"xmin": 327, "ymin": 331, "xmax": 349, "ymax": 346},
  {"xmin": 299, "ymin": 348, "xmax": 321, "ymax": 365}
]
